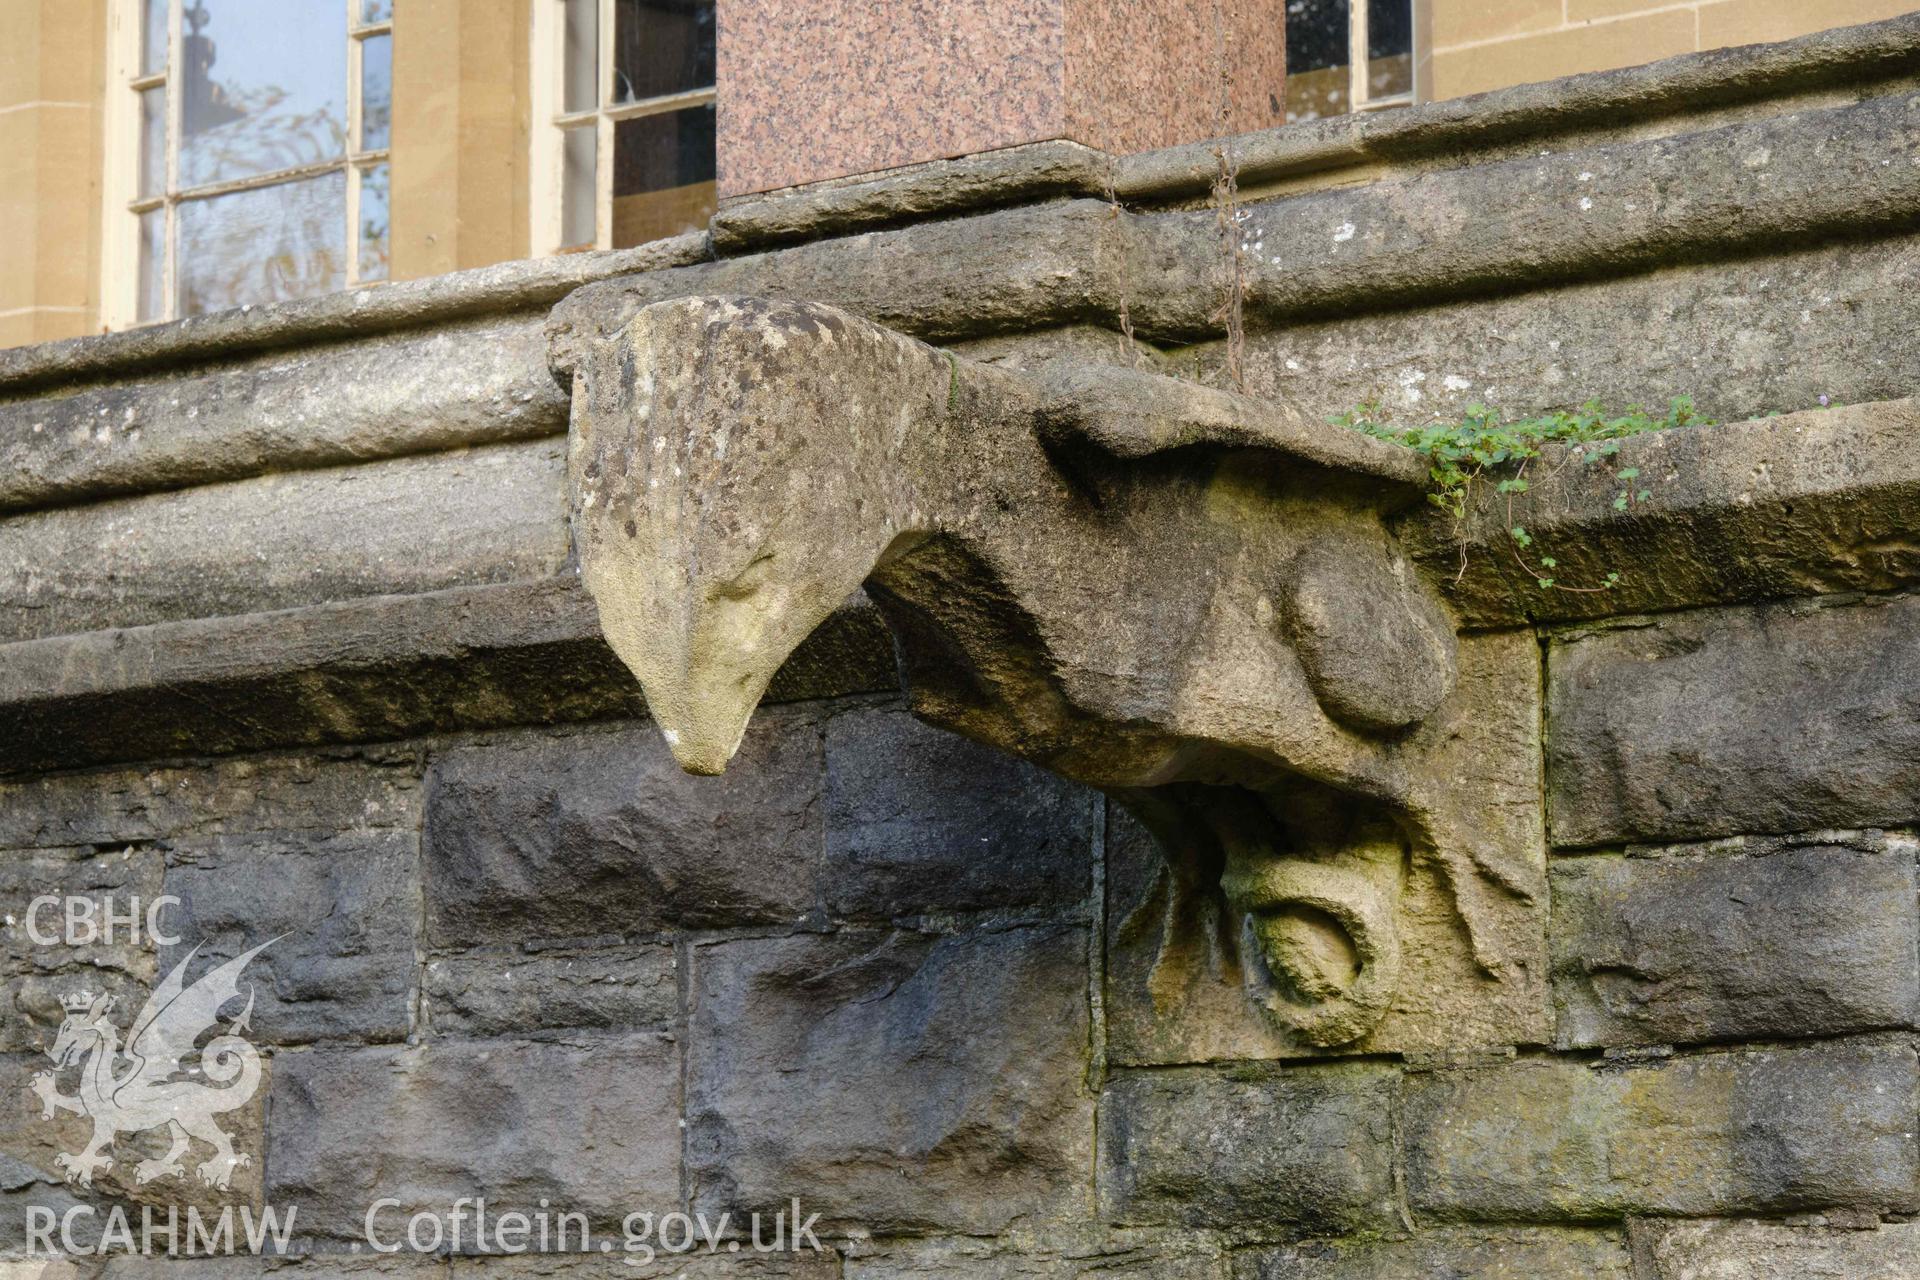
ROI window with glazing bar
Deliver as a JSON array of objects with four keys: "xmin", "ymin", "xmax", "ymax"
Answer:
[
  {"xmin": 1285, "ymin": 0, "xmax": 1416, "ymax": 124},
  {"xmin": 531, "ymin": 0, "xmax": 717, "ymax": 254},
  {"xmin": 104, "ymin": 0, "xmax": 392, "ymax": 327}
]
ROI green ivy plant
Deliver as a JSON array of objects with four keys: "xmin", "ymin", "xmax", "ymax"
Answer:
[{"xmin": 1333, "ymin": 397, "xmax": 1711, "ymax": 592}]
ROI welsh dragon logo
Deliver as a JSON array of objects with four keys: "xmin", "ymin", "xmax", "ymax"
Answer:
[{"xmin": 29, "ymin": 939, "xmax": 274, "ymax": 1191}]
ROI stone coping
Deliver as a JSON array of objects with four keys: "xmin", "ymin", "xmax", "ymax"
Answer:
[
  {"xmin": 0, "ymin": 13, "xmax": 1915, "ymax": 396},
  {"xmin": 15, "ymin": 61, "xmax": 1913, "ymax": 519},
  {"xmin": 0, "ymin": 234, "xmax": 712, "ymax": 398}
]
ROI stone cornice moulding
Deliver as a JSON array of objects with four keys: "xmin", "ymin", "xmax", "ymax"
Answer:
[
  {"xmin": 564, "ymin": 294, "xmax": 1550, "ymax": 1051},
  {"xmin": 1, "ymin": 396, "xmax": 1914, "ymax": 782}
]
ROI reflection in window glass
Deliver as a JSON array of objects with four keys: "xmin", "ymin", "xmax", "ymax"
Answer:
[
  {"xmin": 137, "ymin": 209, "xmax": 166, "ymax": 323},
  {"xmin": 1368, "ymin": 0, "xmax": 1414, "ymax": 99},
  {"xmin": 361, "ymin": 34, "xmax": 392, "ymax": 151},
  {"xmin": 1284, "ymin": 0, "xmax": 1412, "ymax": 121},
  {"xmin": 613, "ymin": 0, "xmax": 715, "ymax": 104},
  {"xmin": 1284, "ymin": 0, "xmax": 1349, "ymax": 122},
  {"xmin": 563, "ymin": 0, "xmax": 599, "ymax": 114},
  {"xmin": 359, "ymin": 163, "xmax": 391, "ymax": 282},
  {"xmin": 140, "ymin": 87, "xmax": 168, "ymax": 198},
  {"xmin": 141, "ymin": 0, "xmax": 168, "ymax": 76},
  {"xmin": 180, "ymin": 0, "xmax": 347, "ymax": 189},
  {"xmin": 611, "ymin": 104, "xmax": 716, "ymax": 248},
  {"xmin": 361, "ymin": 0, "xmax": 392, "ymax": 23},
  {"xmin": 177, "ymin": 171, "xmax": 347, "ymax": 314},
  {"xmin": 561, "ymin": 126, "xmax": 597, "ymax": 248}
]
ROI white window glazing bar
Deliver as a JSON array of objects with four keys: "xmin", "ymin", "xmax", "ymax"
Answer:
[{"xmin": 163, "ymin": 0, "xmax": 183, "ymax": 321}]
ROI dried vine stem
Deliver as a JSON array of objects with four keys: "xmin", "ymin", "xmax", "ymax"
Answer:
[
  {"xmin": 1209, "ymin": 0, "xmax": 1247, "ymax": 393},
  {"xmin": 1103, "ymin": 165, "xmax": 1141, "ymax": 370}
]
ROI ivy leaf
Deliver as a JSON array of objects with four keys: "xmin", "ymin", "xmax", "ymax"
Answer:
[{"xmin": 1540, "ymin": 556, "xmax": 1557, "ymax": 568}]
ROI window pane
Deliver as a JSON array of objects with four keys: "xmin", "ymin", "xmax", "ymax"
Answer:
[
  {"xmin": 139, "ymin": 87, "xmax": 167, "ymax": 198},
  {"xmin": 563, "ymin": 0, "xmax": 599, "ymax": 114},
  {"xmin": 613, "ymin": 0, "xmax": 715, "ymax": 104},
  {"xmin": 358, "ymin": 162, "xmax": 390, "ymax": 281},
  {"xmin": 180, "ymin": 0, "xmax": 347, "ymax": 189},
  {"xmin": 176, "ymin": 172, "xmax": 347, "ymax": 315},
  {"xmin": 137, "ymin": 208, "xmax": 166, "ymax": 323},
  {"xmin": 1286, "ymin": 0, "xmax": 1349, "ymax": 74},
  {"xmin": 1368, "ymin": 0, "xmax": 1413, "ymax": 98},
  {"xmin": 561, "ymin": 125, "xmax": 597, "ymax": 247},
  {"xmin": 360, "ymin": 33, "xmax": 391, "ymax": 150},
  {"xmin": 1368, "ymin": 0, "xmax": 1411, "ymax": 60},
  {"xmin": 611, "ymin": 103, "xmax": 715, "ymax": 248},
  {"xmin": 361, "ymin": 0, "xmax": 392, "ymax": 23},
  {"xmin": 1284, "ymin": 0, "xmax": 1350, "ymax": 122},
  {"xmin": 141, "ymin": 0, "xmax": 168, "ymax": 76}
]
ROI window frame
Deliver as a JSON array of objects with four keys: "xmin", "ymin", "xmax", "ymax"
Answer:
[
  {"xmin": 1345, "ymin": 0, "xmax": 1417, "ymax": 113},
  {"xmin": 529, "ymin": 0, "xmax": 718, "ymax": 256},
  {"xmin": 101, "ymin": 0, "xmax": 393, "ymax": 330}
]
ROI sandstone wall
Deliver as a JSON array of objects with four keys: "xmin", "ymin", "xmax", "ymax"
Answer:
[{"xmin": 3, "ymin": 16, "xmax": 1920, "ymax": 1278}]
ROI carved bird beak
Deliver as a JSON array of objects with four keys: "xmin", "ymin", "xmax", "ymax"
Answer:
[{"xmin": 607, "ymin": 592, "xmax": 786, "ymax": 777}]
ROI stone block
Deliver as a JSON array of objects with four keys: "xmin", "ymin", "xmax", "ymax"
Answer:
[
  {"xmin": 822, "ymin": 704, "xmax": 1093, "ymax": 920},
  {"xmin": 266, "ymin": 1035, "xmax": 681, "ymax": 1239},
  {"xmin": 424, "ymin": 712, "xmax": 824, "ymax": 948},
  {"xmin": 0, "ymin": 1048, "xmax": 268, "ymax": 1220},
  {"xmin": 1404, "ymin": 1043, "xmax": 1919, "ymax": 1219},
  {"xmin": 1547, "ymin": 596, "xmax": 1920, "ymax": 847},
  {"xmin": 717, "ymin": 0, "xmax": 1282, "ymax": 195},
  {"xmin": 451, "ymin": 1253, "xmax": 839, "ymax": 1277},
  {"xmin": 1235, "ymin": 1227, "xmax": 1633, "ymax": 1278},
  {"xmin": 1551, "ymin": 833, "xmax": 1920, "ymax": 1048},
  {"xmin": 423, "ymin": 947, "xmax": 679, "ymax": 1037},
  {"xmin": 102, "ymin": 1258, "xmax": 448, "ymax": 1277},
  {"xmin": 1097, "ymin": 1064, "xmax": 1397, "ymax": 1232},
  {"xmin": 1639, "ymin": 1216, "xmax": 1920, "ymax": 1279},
  {"xmin": 158, "ymin": 831, "xmax": 420, "ymax": 1045},
  {"xmin": 0, "ymin": 440, "xmax": 568, "ymax": 643},
  {"xmin": 0, "ymin": 752, "xmax": 423, "ymax": 851},
  {"xmin": 0, "ymin": 315, "xmax": 564, "ymax": 517},
  {"xmin": 686, "ymin": 923, "xmax": 1092, "ymax": 1235},
  {"xmin": 1235, "ymin": 235, "xmax": 1920, "ymax": 457},
  {"xmin": 0, "ymin": 844, "xmax": 165, "ymax": 1053},
  {"xmin": 846, "ymin": 1230, "xmax": 1224, "ymax": 1277},
  {"xmin": 1430, "ymin": 7, "xmax": 1694, "ymax": 99}
]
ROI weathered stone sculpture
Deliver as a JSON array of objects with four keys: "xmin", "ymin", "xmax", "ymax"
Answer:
[{"xmin": 563, "ymin": 295, "xmax": 1545, "ymax": 1050}]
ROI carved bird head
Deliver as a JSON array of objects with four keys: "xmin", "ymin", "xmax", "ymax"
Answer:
[{"xmin": 569, "ymin": 296, "xmax": 952, "ymax": 774}]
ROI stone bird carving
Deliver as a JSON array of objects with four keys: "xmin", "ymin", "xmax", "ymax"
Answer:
[{"xmin": 562, "ymin": 295, "xmax": 1544, "ymax": 1049}]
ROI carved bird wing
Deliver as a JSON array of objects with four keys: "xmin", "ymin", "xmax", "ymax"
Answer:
[
  {"xmin": 116, "ymin": 937, "xmax": 275, "ymax": 1097},
  {"xmin": 1035, "ymin": 364, "xmax": 1428, "ymax": 494}
]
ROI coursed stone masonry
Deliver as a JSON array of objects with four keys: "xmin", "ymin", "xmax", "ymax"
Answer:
[{"xmin": 3, "ymin": 17, "xmax": 1920, "ymax": 1278}]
